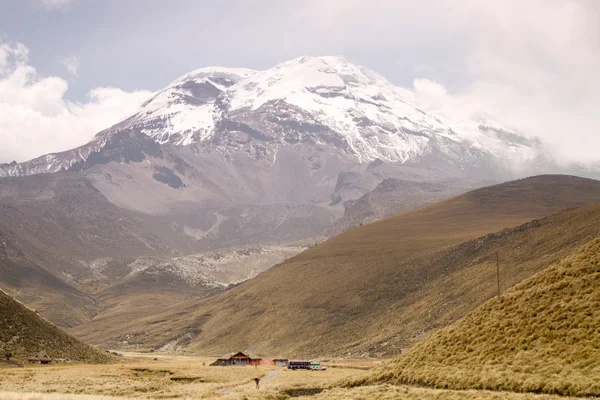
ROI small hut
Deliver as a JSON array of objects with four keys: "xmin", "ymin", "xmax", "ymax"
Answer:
[
  {"xmin": 249, "ymin": 358, "xmax": 275, "ymax": 366},
  {"xmin": 274, "ymin": 358, "xmax": 289, "ymax": 367},
  {"xmin": 229, "ymin": 352, "xmax": 251, "ymax": 366},
  {"xmin": 28, "ymin": 351, "xmax": 52, "ymax": 364},
  {"xmin": 211, "ymin": 352, "xmax": 284, "ymax": 367},
  {"xmin": 210, "ymin": 358, "xmax": 230, "ymax": 366}
]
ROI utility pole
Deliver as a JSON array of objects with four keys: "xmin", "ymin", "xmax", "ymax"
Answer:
[{"xmin": 496, "ymin": 251, "xmax": 501, "ymax": 298}]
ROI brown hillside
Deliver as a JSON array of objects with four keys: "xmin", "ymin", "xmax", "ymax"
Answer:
[
  {"xmin": 0, "ymin": 172, "xmax": 200, "ymax": 327},
  {"xmin": 0, "ymin": 289, "xmax": 113, "ymax": 363},
  {"xmin": 357, "ymin": 237, "xmax": 600, "ymax": 396},
  {"xmin": 71, "ymin": 175, "xmax": 600, "ymax": 356}
]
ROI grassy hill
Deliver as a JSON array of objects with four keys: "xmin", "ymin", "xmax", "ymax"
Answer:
[
  {"xmin": 0, "ymin": 289, "xmax": 113, "ymax": 363},
  {"xmin": 355, "ymin": 237, "xmax": 600, "ymax": 396},
  {"xmin": 71, "ymin": 175, "xmax": 600, "ymax": 357}
]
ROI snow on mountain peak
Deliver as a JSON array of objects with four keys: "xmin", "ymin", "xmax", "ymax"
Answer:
[
  {"xmin": 167, "ymin": 66, "xmax": 257, "ymax": 88},
  {"xmin": 218, "ymin": 55, "xmax": 454, "ymax": 162},
  {"xmin": 133, "ymin": 67, "xmax": 258, "ymax": 145},
  {"xmin": 227, "ymin": 55, "xmax": 390, "ymax": 111},
  {"xmin": 0, "ymin": 56, "xmax": 549, "ymax": 179},
  {"xmin": 122, "ymin": 55, "xmax": 542, "ymax": 165}
]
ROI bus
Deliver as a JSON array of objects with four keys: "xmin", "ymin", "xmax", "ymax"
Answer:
[
  {"xmin": 288, "ymin": 360, "xmax": 326, "ymax": 370},
  {"xmin": 288, "ymin": 360, "xmax": 310, "ymax": 370}
]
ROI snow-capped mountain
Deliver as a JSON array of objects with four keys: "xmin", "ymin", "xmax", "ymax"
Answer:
[
  {"xmin": 1, "ymin": 56, "xmax": 548, "ymax": 180},
  {"xmin": 133, "ymin": 55, "xmax": 542, "ymax": 166},
  {"xmin": 137, "ymin": 67, "xmax": 256, "ymax": 145}
]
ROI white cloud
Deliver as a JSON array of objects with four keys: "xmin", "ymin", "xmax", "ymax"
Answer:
[
  {"xmin": 454, "ymin": 0, "xmax": 600, "ymax": 165},
  {"xmin": 0, "ymin": 41, "xmax": 152, "ymax": 163},
  {"xmin": 413, "ymin": 78, "xmax": 447, "ymax": 99},
  {"xmin": 40, "ymin": 0, "xmax": 78, "ymax": 8},
  {"xmin": 0, "ymin": 42, "xmax": 29, "ymax": 74},
  {"xmin": 63, "ymin": 55, "xmax": 80, "ymax": 76},
  {"xmin": 280, "ymin": 0, "xmax": 600, "ymax": 165}
]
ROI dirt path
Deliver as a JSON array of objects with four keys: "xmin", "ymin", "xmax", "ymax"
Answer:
[{"xmin": 262, "ymin": 369, "xmax": 279, "ymax": 382}]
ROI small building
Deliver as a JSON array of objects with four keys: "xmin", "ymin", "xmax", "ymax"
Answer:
[
  {"xmin": 274, "ymin": 359, "xmax": 288, "ymax": 367},
  {"xmin": 210, "ymin": 358, "xmax": 230, "ymax": 367},
  {"xmin": 250, "ymin": 358, "xmax": 276, "ymax": 366},
  {"xmin": 28, "ymin": 351, "xmax": 52, "ymax": 365},
  {"xmin": 211, "ymin": 352, "xmax": 286, "ymax": 367},
  {"xmin": 229, "ymin": 352, "xmax": 251, "ymax": 366}
]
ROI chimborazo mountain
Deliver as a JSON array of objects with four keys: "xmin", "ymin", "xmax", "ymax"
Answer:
[
  {"xmin": 1, "ymin": 57, "xmax": 597, "ymax": 227},
  {"xmin": 1, "ymin": 57, "xmax": 600, "ymax": 347}
]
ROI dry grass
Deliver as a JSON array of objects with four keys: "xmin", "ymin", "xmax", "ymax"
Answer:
[
  {"xmin": 301, "ymin": 385, "xmax": 586, "ymax": 400},
  {"xmin": 75, "ymin": 176, "xmax": 600, "ymax": 357},
  {"xmin": 0, "ymin": 289, "xmax": 113, "ymax": 363},
  {"xmin": 356, "ymin": 237, "xmax": 600, "ymax": 396},
  {"xmin": 0, "ymin": 355, "xmax": 589, "ymax": 400},
  {"xmin": 0, "ymin": 393, "xmax": 125, "ymax": 400},
  {"xmin": 0, "ymin": 354, "xmax": 363, "ymax": 399}
]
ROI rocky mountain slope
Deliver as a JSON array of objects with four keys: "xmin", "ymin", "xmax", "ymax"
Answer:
[
  {"xmin": 0, "ymin": 289, "xmax": 113, "ymax": 363},
  {"xmin": 359, "ymin": 237, "xmax": 600, "ymax": 396},
  {"xmin": 69, "ymin": 176, "xmax": 600, "ymax": 356},
  {"xmin": 120, "ymin": 244, "xmax": 306, "ymax": 289},
  {"xmin": 325, "ymin": 177, "xmax": 476, "ymax": 236},
  {"xmin": 0, "ymin": 171, "xmax": 307, "ymax": 328},
  {"xmin": 81, "ymin": 244, "xmax": 305, "ymax": 342}
]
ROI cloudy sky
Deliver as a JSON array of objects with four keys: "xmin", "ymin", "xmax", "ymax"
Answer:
[{"xmin": 1, "ymin": 0, "xmax": 599, "ymax": 164}]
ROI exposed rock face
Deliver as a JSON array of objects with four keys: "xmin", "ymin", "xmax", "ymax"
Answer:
[{"xmin": 325, "ymin": 178, "xmax": 471, "ymax": 236}]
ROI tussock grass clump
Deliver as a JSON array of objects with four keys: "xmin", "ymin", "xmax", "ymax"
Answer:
[
  {"xmin": 0, "ymin": 289, "xmax": 113, "ymax": 363},
  {"xmin": 306, "ymin": 385, "xmax": 586, "ymax": 400},
  {"xmin": 355, "ymin": 238, "xmax": 600, "ymax": 396}
]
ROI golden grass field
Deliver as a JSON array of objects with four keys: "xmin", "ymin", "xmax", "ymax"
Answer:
[
  {"xmin": 0, "ymin": 353, "xmax": 590, "ymax": 400},
  {"xmin": 355, "ymin": 237, "xmax": 600, "ymax": 397}
]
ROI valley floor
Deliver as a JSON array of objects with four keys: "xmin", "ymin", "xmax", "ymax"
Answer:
[{"xmin": 0, "ymin": 354, "xmax": 587, "ymax": 400}]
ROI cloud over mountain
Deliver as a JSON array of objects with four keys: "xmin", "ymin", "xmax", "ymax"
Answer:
[{"xmin": 0, "ymin": 40, "xmax": 151, "ymax": 163}]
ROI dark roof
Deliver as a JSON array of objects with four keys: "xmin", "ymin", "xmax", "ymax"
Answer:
[{"xmin": 30, "ymin": 352, "xmax": 52, "ymax": 361}]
